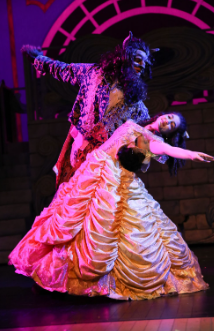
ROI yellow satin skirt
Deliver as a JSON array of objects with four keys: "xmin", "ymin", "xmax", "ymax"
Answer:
[{"xmin": 9, "ymin": 150, "xmax": 208, "ymax": 300}]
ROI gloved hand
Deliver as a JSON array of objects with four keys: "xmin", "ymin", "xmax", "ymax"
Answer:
[{"xmin": 21, "ymin": 45, "xmax": 43, "ymax": 63}]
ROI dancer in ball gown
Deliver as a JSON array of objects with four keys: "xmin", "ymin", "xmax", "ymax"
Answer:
[
  {"xmin": 9, "ymin": 113, "xmax": 213, "ymax": 300},
  {"xmin": 22, "ymin": 32, "xmax": 158, "ymax": 188}
]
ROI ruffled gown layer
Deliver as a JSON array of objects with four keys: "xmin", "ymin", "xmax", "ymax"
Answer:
[{"xmin": 9, "ymin": 149, "xmax": 208, "ymax": 300}]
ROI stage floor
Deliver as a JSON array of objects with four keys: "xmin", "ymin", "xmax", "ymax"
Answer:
[{"xmin": 1, "ymin": 244, "xmax": 214, "ymax": 330}]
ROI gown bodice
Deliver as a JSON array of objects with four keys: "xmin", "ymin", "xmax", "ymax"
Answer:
[{"xmin": 100, "ymin": 120, "xmax": 168, "ymax": 170}]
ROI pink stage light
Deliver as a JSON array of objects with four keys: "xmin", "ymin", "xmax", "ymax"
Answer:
[
  {"xmin": 192, "ymin": 98, "xmax": 207, "ymax": 105},
  {"xmin": 171, "ymin": 101, "xmax": 187, "ymax": 106}
]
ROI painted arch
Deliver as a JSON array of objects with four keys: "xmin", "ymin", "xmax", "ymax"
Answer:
[{"xmin": 42, "ymin": 0, "xmax": 214, "ymax": 57}]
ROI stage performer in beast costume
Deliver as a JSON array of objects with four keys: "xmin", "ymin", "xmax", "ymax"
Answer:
[
  {"xmin": 22, "ymin": 32, "xmax": 158, "ymax": 188},
  {"xmin": 9, "ymin": 112, "xmax": 213, "ymax": 300}
]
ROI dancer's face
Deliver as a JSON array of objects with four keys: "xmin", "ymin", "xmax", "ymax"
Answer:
[
  {"xmin": 157, "ymin": 114, "xmax": 181, "ymax": 136},
  {"xmin": 133, "ymin": 50, "xmax": 147, "ymax": 75}
]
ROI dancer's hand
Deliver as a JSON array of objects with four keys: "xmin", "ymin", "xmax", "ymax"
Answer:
[
  {"xmin": 190, "ymin": 151, "xmax": 214, "ymax": 162},
  {"xmin": 150, "ymin": 140, "xmax": 214, "ymax": 162},
  {"xmin": 21, "ymin": 45, "xmax": 43, "ymax": 63}
]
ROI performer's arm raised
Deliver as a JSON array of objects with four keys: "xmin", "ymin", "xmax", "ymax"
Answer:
[{"xmin": 21, "ymin": 45, "xmax": 92, "ymax": 86}]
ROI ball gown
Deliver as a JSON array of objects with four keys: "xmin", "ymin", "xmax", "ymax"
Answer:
[{"xmin": 9, "ymin": 120, "xmax": 208, "ymax": 300}]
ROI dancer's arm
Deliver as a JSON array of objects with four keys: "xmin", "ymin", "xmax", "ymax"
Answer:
[
  {"xmin": 149, "ymin": 140, "xmax": 214, "ymax": 162},
  {"xmin": 21, "ymin": 45, "xmax": 92, "ymax": 86}
]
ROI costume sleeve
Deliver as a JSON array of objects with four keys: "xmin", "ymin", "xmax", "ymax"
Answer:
[
  {"xmin": 126, "ymin": 120, "xmax": 169, "ymax": 164},
  {"xmin": 122, "ymin": 120, "xmax": 153, "ymax": 144},
  {"xmin": 117, "ymin": 120, "xmax": 146, "ymax": 146},
  {"xmin": 101, "ymin": 120, "xmax": 148, "ymax": 155},
  {"xmin": 34, "ymin": 55, "xmax": 93, "ymax": 86}
]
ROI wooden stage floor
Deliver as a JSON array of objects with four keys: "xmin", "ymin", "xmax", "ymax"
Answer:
[{"xmin": 1, "ymin": 244, "xmax": 214, "ymax": 330}]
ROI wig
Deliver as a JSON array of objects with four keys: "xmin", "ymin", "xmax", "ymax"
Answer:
[
  {"xmin": 117, "ymin": 146, "xmax": 145, "ymax": 172},
  {"xmin": 98, "ymin": 36, "xmax": 155, "ymax": 105}
]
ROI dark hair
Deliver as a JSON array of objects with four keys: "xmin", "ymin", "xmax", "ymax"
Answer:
[
  {"xmin": 117, "ymin": 146, "xmax": 145, "ymax": 172},
  {"xmin": 98, "ymin": 37, "xmax": 154, "ymax": 105},
  {"xmin": 138, "ymin": 111, "xmax": 187, "ymax": 175}
]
